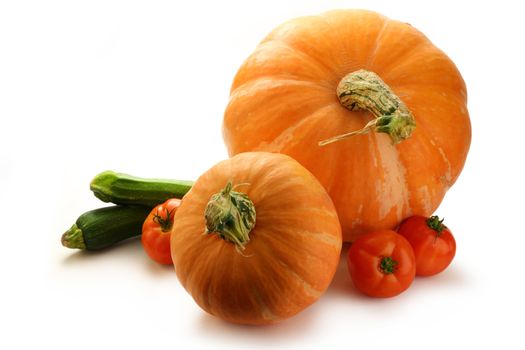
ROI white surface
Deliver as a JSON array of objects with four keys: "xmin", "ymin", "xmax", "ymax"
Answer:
[{"xmin": 1, "ymin": 0, "xmax": 524, "ymax": 349}]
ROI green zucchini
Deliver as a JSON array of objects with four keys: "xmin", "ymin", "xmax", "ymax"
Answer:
[
  {"xmin": 61, "ymin": 205, "xmax": 152, "ymax": 250},
  {"xmin": 90, "ymin": 170, "xmax": 193, "ymax": 207}
]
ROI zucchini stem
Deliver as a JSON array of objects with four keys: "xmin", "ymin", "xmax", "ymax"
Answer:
[{"xmin": 61, "ymin": 224, "xmax": 86, "ymax": 250}]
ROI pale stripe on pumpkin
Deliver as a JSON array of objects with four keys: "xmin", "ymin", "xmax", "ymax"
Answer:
[{"xmin": 372, "ymin": 132, "xmax": 411, "ymax": 223}]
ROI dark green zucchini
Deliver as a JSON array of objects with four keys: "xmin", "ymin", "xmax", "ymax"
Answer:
[
  {"xmin": 61, "ymin": 205, "xmax": 152, "ymax": 250},
  {"xmin": 90, "ymin": 170, "xmax": 193, "ymax": 207}
]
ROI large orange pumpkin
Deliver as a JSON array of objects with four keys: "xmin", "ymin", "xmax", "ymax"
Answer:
[
  {"xmin": 171, "ymin": 152, "xmax": 342, "ymax": 325},
  {"xmin": 223, "ymin": 9, "xmax": 471, "ymax": 242}
]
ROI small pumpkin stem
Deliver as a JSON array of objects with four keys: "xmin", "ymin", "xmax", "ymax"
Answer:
[
  {"xmin": 204, "ymin": 181, "xmax": 256, "ymax": 251},
  {"xmin": 319, "ymin": 69, "xmax": 416, "ymax": 146}
]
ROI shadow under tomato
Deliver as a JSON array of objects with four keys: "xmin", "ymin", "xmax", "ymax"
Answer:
[
  {"xmin": 325, "ymin": 243, "xmax": 417, "ymax": 305},
  {"xmin": 411, "ymin": 264, "xmax": 470, "ymax": 291},
  {"xmin": 143, "ymin": 256, "xmax": 175, "ymax": 276},
  {"xmin": 327, "ymin": 243, "xmax": 470, "ymax": 303}
]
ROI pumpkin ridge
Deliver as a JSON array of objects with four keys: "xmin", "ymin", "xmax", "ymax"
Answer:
[
  {"xmin": 408, "ymin": 90, "xmax": 469, "ymax": 181},
  {"xmin": 182, "ymin": 237, "xmax": 220, "ymax": 298},
  {"xmin": 279, "ymin": 261, "xmax": 323, "ymax": 300},
  {"xmin": 230, "ymin": 76, "xmax": 327, "ymax": 99},
  {"xmin": 231, "ymin": 39, "xmax": 337, "ymax": 91},
  {"xmin": 397, "ymin": 122, "xmax": 450, "ymax": 213},
  {"xmin": 416, "ymin": 113, "xmax": 455, "ymax": 188},
  {"xmin": 396, "ymin": 76, "xmax": 466, "ymax": 92},
  {"xmin": 369, "ymin": 42, "xmax": 430, "ymax": 81},
  {"xmin": 249, "ymin": 283, "xmax": 281, "ymax": 323},
  {"xmin": 240, "ymin": 239, "xmax": 316, "ymax": 322},
  {"xmin": 231, "ymin": 73, "xmax": 333, "ymax": 95},
  {"xmin": 253, "ymin": 40, "xmax": 339, "ymax": 89},
  {"xmin": 256, "ymin": 224, "xmax": 340, "ymax": 266},
  {"xmin": 370, "ymin": 132, "xmax": 411, "ymax": 223},
  {"xmin": 281, "ymin": 105, "xmax": 352, "ymax": 193},
  {"xmin": 366, "ymin": 18, "xmax": 391, "ymax": 68},
  {"xmin": 268, "ymin": 34, "xmax": 340, "ymax": 81},
  {"xmin": 405, "ymin": 106, "xmax": 454, "ymax": 173},
  {"xmin": 257, "ymin": 222, "xmax": 341, "ymax": 250},
  {"xmin": 318, "ymin": 10, "xmax": 389, "ymax": 77},
  {"xmin": 265, "ymin": 102, "xmax": 341, "ymax": 152},
  {"xmin": 225, "ymin": 78, "xmax": 335, "ymax": 153},
  {"xmin": 255, "ymin": 236, "xmax": 325, "ymax": 299},
  {"xmin": 375, "ymin": 42, "xmax": 463, "ymax": 92},
  {"xmin": 317, "ymin": 12, "xmax": 352, "ymax": 78},
  {"xmin": 257, "ymin": 205, "xmax": 339, "ymax": 221},
  {"xmin": 203, "ymin": 243, "xmax": 231, "ymax": 312},
  {"xmin": 366, "ymin": 21, "xmax": 432, "ymax": 79},
  {"xmin": 296, "ymin": 230, "xmax": 341, "ymax": 249},
  {"xmin": 433, "ymin": 142, "xmax": 453, "ymax": 188},
  {"xmin": 207, "ymin": 249, "xmax": 262, "ymax": 323}
]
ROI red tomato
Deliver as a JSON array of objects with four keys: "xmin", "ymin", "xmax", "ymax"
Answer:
[
  {"xmin": 142, "ymin": 198, "xmax": 181, "ymax": 265},
  {"xmin": 397, "ymin": 215, "xmax": 456, "ymax": 276},
  {"xmin": 347, "ymin": 230, "xmax": 416, "ymax": 298}
]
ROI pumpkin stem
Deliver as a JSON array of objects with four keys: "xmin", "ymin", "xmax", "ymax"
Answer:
[
  {"xmin": 204, "ymin": 181, "xmax": 256, "ymax": 251},
  {"xmin": 318, "ymin": 69, "xmax": 416, "ymax": 146}
]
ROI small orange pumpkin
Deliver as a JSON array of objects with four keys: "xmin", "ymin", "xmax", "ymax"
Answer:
[
  {"xmin": 223, "ymin": 10, "xmax": 471, "ymax": 242},
  {"xmin": 171, "ymin": 152, "xmax": 342, "ymax": 325}
]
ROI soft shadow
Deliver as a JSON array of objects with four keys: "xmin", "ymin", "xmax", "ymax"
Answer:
[
  {"xmin": 326, "ymin": 243, "xmax": 353, "ymax": 295},
  {"xmin": 61, "ymin": 237, "xmax": 178, "ymax": 279},
  {"xmin": 195, "ymin": 296, "xmax": 323, "ymax": 342},
  {"xmin": 325, "ymin": 243, "xmax": 371, "ymax": 302},
  {"xmin": 60, "ymin": 237, "xmax": 143, "ymax": 264},
  {"xmin": 143, "ymin": 257, "xmax": 175, "ymax": 277},
  {"xmin": 327, "ymin": 244, "xmax": 470, "ymax": 296},
  {"xmin": 411, "ymin": 263, "xmax": 471, "ymax": 292}
]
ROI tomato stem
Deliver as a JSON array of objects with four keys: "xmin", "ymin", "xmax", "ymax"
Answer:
[
  {"xmin": 379, "ymin": 256, "xmax": 398, "ymax": 274},
  {"xmin": 319, "ymin": 69, "xmax": 416, "ymax": 146},
  {"xmin": 204, "ymin": 181, "xmax": 256, "ymax": 251},
  {"xmin": 153, "ymin": 208, "xmax": 175, "ymax": 232},
  {"xmin": 426, "ymin": 215, "xmax": 446, "ymax": 237}
]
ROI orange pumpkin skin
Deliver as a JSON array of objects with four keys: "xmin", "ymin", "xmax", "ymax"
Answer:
[
  {"xmin": 171, "ymin": 152, "xmax": 342, "ymax": 325},
  {"xmin": 223, "ymin": 10, "xmax": 471, "ymax": 242}
]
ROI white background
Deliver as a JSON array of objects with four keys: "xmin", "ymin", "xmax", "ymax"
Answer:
[{"xmin": 1, "ymin": 0, "xmax": 524, "ymax": 349}]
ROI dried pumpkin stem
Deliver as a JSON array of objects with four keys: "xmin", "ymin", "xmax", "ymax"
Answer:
[
  {"xmin": 204, "ymin": 181, "xmax": 256, "ymax": 251},
  {"xmin": 319, "ymin": 69, "xmax": 416, "ymax": 146}
]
